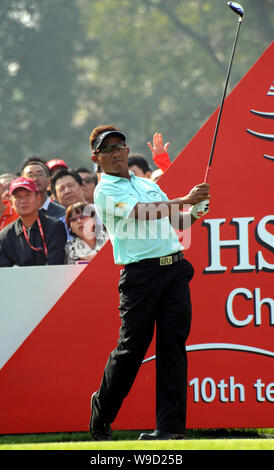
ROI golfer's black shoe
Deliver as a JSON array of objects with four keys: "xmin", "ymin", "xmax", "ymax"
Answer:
[
  {"xmin": 90, "ymin": 391, "xmax": 112, "ymax": 441},
  {"xmin": 138, "ymin": 429, "xmax": 185, "ymax": 440}
]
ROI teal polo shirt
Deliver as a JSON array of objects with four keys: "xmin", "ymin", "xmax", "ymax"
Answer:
[{"xmin": 94, "ymin": 171, "xmax": 183, "ymax": 265}]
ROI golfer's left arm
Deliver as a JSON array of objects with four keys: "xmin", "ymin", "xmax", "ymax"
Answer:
[{"xmin": 130, "ymin": 183, "xmax": 210, "ymax": 228}]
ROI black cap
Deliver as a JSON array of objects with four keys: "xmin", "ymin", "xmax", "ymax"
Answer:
[{"xmin": 92, "ymin": 130, "xmax": 126, "ymax": 152}]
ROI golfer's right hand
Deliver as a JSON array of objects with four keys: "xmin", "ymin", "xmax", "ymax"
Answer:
[{"xmin": 185, "ymin": 183, "xmax": 210, "ymax": 205}]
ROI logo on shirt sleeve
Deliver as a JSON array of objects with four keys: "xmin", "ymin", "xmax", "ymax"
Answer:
[{"xmin": 115, "ymin": 202, "xmax": 127, "ymax": 209}]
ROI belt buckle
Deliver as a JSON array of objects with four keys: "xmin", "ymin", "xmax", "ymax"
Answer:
[{"xmin": 159, "ymin": 255, "xmax": 173, "ymax": 266}]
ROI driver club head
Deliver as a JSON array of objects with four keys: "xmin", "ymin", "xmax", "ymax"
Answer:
[{"xmin": 227, "ymin": 2, "xmax": 244, "ymax": 18}]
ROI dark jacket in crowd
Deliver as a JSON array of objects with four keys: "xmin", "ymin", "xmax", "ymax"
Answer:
[
  {"xmin": 0, "ymin": 212, "xmax": 67, "ymax": 267},
  {"xmin": 40, "ymin": 199, "xmax": 66, "ymax": 219}
]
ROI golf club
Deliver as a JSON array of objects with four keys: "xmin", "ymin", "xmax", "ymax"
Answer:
[{"xmin": 196, "ymin": 1, "xmax": 244, "ymax": 216}]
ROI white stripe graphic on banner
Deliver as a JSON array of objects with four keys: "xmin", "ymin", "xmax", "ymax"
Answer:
[{"xmin": 142, "ymin": 343, "xmax": 274, "ymax": 363}]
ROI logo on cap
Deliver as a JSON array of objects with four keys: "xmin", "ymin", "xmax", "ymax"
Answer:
[{"xmin": 9, "ymin": 177, "xmax": 38, "ymax": 196}]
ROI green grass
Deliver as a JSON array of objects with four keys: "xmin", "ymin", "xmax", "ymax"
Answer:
[
  {"xmin": 0, "ymin": 429, "xmax": 273, "ymax": 451},
  {"xmin": 1, "ymin": 438, "xmax": 274, "ymax": 451}
]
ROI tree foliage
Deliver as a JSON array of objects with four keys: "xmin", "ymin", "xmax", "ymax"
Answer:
[
  {"xmin": 0, "ymin": 0, "xmax": 85, "ymax": 172},
  {"xmin": 0, "ymin": 0, "xmax": 272, "ymax": 173}
]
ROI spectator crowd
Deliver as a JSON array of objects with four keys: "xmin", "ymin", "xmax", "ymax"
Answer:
[{"xmin": 0, "ymin": 132, "xmax": 171, "ymax": 267}]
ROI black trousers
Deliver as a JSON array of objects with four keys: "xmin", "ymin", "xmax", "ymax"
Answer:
[{"xmin": 96, "ymin": 256, "xmax": 194, "ymax": 433}]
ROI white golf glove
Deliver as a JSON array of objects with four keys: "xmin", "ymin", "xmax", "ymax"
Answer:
[{"xmin": 191, "ymin": 200, "xmax": 209, "ymax": 219}]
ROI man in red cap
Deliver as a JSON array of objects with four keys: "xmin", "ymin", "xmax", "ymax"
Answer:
[
  {"xmin": 46, "ymin": 158, "xmax": 68, "ymax": 176},
  {"xmin": 0, "ymin": 177, "xmax": 67, "ymax": 267}
]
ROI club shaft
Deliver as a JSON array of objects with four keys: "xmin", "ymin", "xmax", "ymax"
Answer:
[{"xmin": 205, "ymin": 17, "xmax": 242, "ymax": 180}]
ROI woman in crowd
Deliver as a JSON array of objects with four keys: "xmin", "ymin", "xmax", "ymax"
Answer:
[{"xmin": 65, "ymin": 202, "xmax": 108, "ymax": 264}]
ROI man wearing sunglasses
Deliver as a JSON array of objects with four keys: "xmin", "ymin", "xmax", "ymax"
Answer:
[
  {"xmin": 89, "ymin": 125, "xmax": 210, "ymax": 441},
  {"xmin": 75, "ymin": 167, "xmax": 98, "ymax": 204}
]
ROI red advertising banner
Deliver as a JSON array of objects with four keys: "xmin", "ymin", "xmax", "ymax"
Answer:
[{"xmin": 0, "ymin": 43, "xmax": 273, "ymax": 434}]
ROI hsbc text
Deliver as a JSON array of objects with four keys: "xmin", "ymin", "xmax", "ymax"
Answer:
[{"xmin": 203, "ymin": 215, "xmax": 273, "ymax": 272}]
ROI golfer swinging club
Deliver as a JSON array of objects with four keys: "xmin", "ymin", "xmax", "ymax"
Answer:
[{"xmin": 89, "ymin": 125, "xmax": 210, "ymax": 441}]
